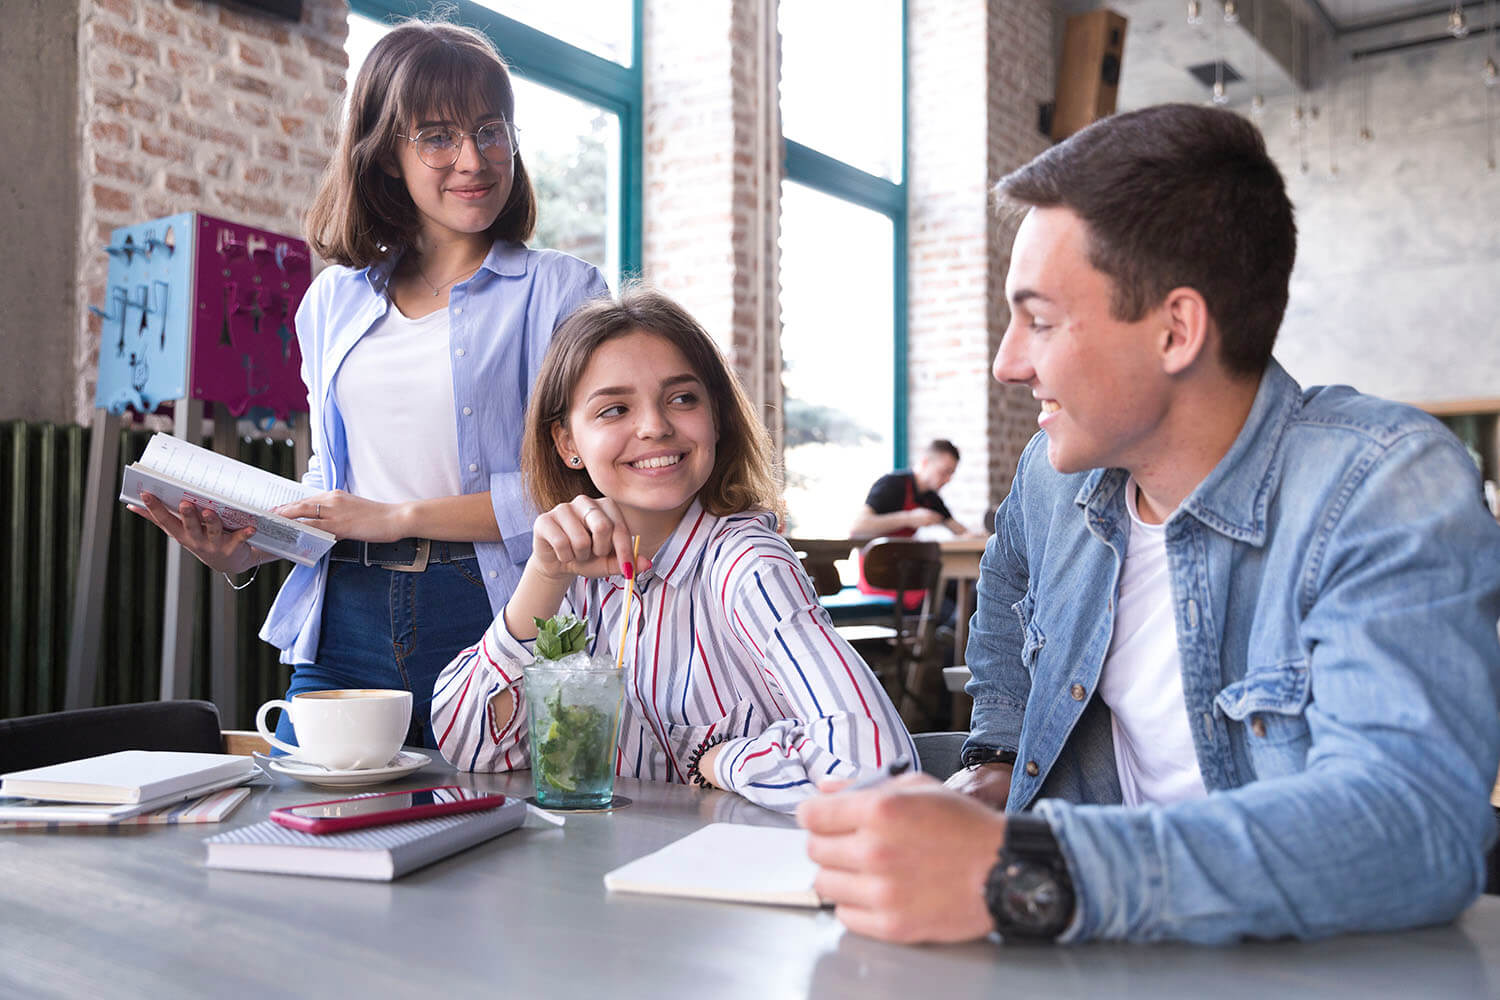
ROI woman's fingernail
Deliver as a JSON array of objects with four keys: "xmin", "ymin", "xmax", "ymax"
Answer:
[{"xmin": 623, "ymin": 561, "xmax": 633, "ymax": 581}]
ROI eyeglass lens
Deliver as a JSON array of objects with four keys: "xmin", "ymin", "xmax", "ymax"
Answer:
[{"xmin": 414, "ymin": 122, "xmax": 516, "ymax": 168}]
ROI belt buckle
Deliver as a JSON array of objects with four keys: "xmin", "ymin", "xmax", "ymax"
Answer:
[{"xmin": 389, "ymin": 538, "xmax": 430, "ymax": 573}]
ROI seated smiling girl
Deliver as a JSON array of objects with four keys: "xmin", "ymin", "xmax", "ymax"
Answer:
[{"xmin": 431, "ymin": 289, "xmax": 913, "ymax": 812}]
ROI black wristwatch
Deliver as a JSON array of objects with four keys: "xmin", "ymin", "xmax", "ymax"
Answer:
[
  {"xmin": 960, "ymin": 744, "xmax": 1017, "ymax": 769},
  {"xmin": 984, "ymin": 814, "xmax": 1075, "ymax": 943}
]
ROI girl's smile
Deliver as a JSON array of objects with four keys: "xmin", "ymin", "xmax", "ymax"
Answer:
[{"xmin": 553, "ymin": 330, "xmax": 718, "ymax": 547}]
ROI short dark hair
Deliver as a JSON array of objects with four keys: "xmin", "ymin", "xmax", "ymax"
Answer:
[
  {"xmin": 522, "ymin": 286, "xmax": 784, "ymax": 524},
  {"xmin": 926, "ymin": 439, "xmax": 960, "ymax": 463},
  {"xmin": 995, "ymin": 104, "xmax": 1296, "ymax": 375},
  {"xmin": 305, "ymin": 17, "xmax": 538, "ymax": 268}
]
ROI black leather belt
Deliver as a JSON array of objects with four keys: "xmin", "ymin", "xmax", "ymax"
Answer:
[{"xmin": 329, "ymin": 538, "xmax": 477, "ymax": 572}]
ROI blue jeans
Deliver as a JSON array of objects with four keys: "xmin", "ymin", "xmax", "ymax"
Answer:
[{"xmin": 274, "ymin": 548, "xmax": 494, "ymax": 752}]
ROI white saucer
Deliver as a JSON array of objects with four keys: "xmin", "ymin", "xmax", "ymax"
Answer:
[{"xmin": 267, "ymin": 750, "xmax": 431, "ymax": 788}]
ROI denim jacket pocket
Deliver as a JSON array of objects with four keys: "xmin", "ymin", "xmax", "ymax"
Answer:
[{"xmin": 1214, "ymin": 659, "xmax": 1313, "ymax": 776}]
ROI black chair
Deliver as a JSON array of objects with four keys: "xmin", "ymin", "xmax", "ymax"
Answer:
[
  {"xmin": 0, "ymin": 700, "xmax": 225, "ymax": 774},
  {"xmin": 912, "ymin": 730, "xmax": 968, "ymax": 780},
  {"xmin": 843, "ymin": 537, "xmax": 946, "ymax": 731}
]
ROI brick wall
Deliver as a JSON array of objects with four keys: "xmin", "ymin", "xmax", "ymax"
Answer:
[
  {"xmin": 907, "ymin": 0, "xmax": 1052, "ymax": 526},
  {"xmin": 74, "ymin": 0, "xmax": 348, "ymax": 421},
  {"xmin": 641, "ymin": 0, "xmax": 781, "ymax": 443}
]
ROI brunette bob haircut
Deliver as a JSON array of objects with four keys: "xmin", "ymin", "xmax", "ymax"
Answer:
[
  {"xmin": 995, "ymin": 103, "xmax": 1296, "ymax": 376},
  {"xmin": 305, "ymin": 18, "xmax": 538, "ymax": 268},
  {"xmin": 522, "ymin": 287, "xmax": 785, "ymax": 524}
]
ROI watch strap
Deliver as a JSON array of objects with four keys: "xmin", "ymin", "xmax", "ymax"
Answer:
[{"xmin": 960, "ymin": 744, "xmax": 1018, "ymax": 769}]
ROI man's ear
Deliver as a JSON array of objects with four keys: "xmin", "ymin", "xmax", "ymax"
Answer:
[
  {"xmin": 1158, "ymin": 286, "xmax": 1210, "ymax": 376},
  {"xmin": 551, "ymin": 421, "xmax": 575, "ymax": 464}
]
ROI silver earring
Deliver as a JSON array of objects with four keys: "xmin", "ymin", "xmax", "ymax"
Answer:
[{"xmin": 569, "ymin": 455, "xmax": 582, "ymax": 467}]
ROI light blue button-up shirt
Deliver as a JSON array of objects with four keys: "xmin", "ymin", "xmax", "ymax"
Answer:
[
  {"xmin": 966, "ymin": 360, "xmax": 1500, "ymax": 943},
  {"xmin": 260, "ymin": 240, "xmax": 607, "ymax": 665}
]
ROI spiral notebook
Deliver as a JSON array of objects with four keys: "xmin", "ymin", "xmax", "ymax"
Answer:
[{"xmin": 203, "ymin": 798, "xmax": 527, "ymax": 881}]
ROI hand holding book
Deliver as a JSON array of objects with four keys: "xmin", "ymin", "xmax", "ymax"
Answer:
[{"xmin": 131, "ymin": 490, "xmax": 266, "ymax": 575}]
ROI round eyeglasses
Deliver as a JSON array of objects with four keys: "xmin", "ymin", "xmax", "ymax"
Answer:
[{"xmin": 397, "ymin": 120, "xmax": 520, "ymax": 170}]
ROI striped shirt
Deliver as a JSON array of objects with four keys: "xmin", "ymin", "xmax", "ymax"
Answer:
[{"xmin": 431, "ymin": 500, "xmax": 915, "ymax": 813}]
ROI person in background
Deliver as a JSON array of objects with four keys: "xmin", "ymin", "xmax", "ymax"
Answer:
[
  {"xmin": 799, "ymin": 103, "xmax": 1500, "ymax": 944},
  {"xmin": 851, "ymin": 439, "xmax": 976, "ymax": 545},
  {"xmin": 431, "ymin": 288, "xmax": 914, "ymax": 814},
  {"xmin": 132, "ymin": 18, "xmax": 607, "ymax": 751}
]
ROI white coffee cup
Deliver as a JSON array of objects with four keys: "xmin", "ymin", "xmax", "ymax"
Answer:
[{"xmin": 255, "ymin": 689, "xmax": 412, "ymax": 771}]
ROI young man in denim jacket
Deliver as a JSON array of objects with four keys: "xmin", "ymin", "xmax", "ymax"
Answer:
[{"xmin": 798, "ymin": 103, "xmax": 1500, "ymax": 945}]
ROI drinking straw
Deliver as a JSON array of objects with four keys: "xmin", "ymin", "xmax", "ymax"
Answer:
[{"xmin": 615, "ymin": 535, "xmax": 640, "ymax": 670}]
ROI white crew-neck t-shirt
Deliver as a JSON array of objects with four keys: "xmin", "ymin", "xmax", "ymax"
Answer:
[
  {"xmin": 333, "ymin": 304, "xmax": 461, "ymax": 503},
  {"xmin": 1096, "ymin": 479, "xmax": 1208, "ymax": 808}
]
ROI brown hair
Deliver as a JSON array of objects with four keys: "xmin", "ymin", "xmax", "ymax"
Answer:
[
  {"xmin": 995, "ymin": 103, "xmax": 1296, "ymax": 375},
  {"xmin": 925, "ymin": 438, "xmax": 960, "ymax": 462},
  {"xmin": 305, "ymin": 17, "xmax": 537, "ymax": 268},
  {"xmin": 522, "ymin": 287, "xmax": 785, "ymax": 524}
]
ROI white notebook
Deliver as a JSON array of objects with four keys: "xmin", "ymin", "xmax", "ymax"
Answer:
[
  {"xmin": 203, "ymin": 799, "xmax": 527, "ymax": 881},
  {"xmin": 603, "ymin": 823, "xmax": 825, "ymax": 908},
  {"xmin": 0, "ymin": 750, "xmax": 260, "ymax": 805}
]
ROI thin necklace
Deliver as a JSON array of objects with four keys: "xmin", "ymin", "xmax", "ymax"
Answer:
[{"xmin": 415, "ymin": 256, "xmax": 485, "ymax": 297}]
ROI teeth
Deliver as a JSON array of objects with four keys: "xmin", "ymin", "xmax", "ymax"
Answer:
[
  {"xmin": 632, "ymin": 455, "xmax": 681, "ymax": 470},
  {"xmin": 1041, "ymin": 401, "xmax": 1061, "ymax": 414}
]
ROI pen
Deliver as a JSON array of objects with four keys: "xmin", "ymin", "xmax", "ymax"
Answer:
[{"xmin": 838, "ymin": 757, "xmax": 913, "ymax": 793}]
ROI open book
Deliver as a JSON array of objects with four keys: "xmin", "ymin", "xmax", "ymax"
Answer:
[
  {"xmin": 119, "ymin": 433, "xmax": 335, "ymax": 567},
  {"xmin": 603, "ymin": 823, "xmax": 825, "ymax": 908}
]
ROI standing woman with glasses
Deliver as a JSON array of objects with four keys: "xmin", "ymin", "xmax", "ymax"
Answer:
[{"xmin": 131, "ymin": 17, "xmax": 607, "ymax": 752}]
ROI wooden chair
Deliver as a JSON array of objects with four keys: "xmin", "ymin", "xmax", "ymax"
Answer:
[
  {"xmin": 785, "ymin": 537, "xmax": 855, "ymax": 597},
  {"xmin": 846, "ymin": 537, "xmax": 946, "ymax": 730}
]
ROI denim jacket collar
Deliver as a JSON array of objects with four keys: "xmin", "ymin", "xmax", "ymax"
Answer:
[{"xmin": 1076, "ymin": 360, "xmax": 1301, "ymax": 548}]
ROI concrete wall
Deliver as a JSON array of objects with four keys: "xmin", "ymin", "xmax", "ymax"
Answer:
[
  {"xmin": 1, "ymin": 0, "xmax": 80, "ymax": 424},
  {"xmin": 1257, "ymin": 38, "xmax": 1500, "ymax": 406}
]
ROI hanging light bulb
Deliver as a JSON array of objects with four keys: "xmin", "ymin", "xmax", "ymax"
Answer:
[
  {"xmin": 1251, "ymin": 93, "xmax": 1266, "ymax": 116},
  {"xmin": 1213, "ymin": 79, "xmax": 1228, "ymax": 103},
  {"xmin": 1485, "ymin": 57, "xmax": 1498, "ymax": 86},
  {"xmin": 1187, "ymin": 0, "xmax": 1203, "ymax": 25},
  {"xmin": 1448, "ymin": 3, "xmax": 1469, "ymax": 38},
  {"xmin": 1359, "ymin": 125, "xmax": 1374, "ymax": 142},
  {"xmin": 1223, "ymin": 0, "xmax": 1240, "ymax": 25},
  {"xmin": 1291, "ymin": 104, "xmax": 1305, "ymax": 127}
]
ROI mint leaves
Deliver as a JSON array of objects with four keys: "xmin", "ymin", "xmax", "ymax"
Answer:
[{"xmin": 533, "ymin": 613, "xmax": 589, "ymax": 662}]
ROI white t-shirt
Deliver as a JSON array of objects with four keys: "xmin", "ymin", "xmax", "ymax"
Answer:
[
  {"xmin": 1096, "ymin": 479, "xmax": 1208, "ymax": 808},
  {"xmin": 333, "ymin": 304, "xmax": 462, "ymax": 504}
]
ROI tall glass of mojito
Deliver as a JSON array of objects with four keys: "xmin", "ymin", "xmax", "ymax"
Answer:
[{"xmin": 521, "ymin": 614, "xmax": 625, "ymax": 809}]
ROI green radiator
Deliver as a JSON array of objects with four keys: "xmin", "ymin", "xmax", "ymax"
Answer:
[{"xmin": 0, "ymin": 421, "xmax": 294, "ymax": 727}]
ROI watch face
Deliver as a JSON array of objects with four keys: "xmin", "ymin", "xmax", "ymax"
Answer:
[{"xmin": 999, "ymin": 861, "xmax": 1070, "ymax": 933}]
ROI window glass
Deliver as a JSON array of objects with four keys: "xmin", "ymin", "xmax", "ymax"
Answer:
[
  {"xmin": 345, "ymin": 14, "xmax": 621, "ymax": 286},
  {"xmin": 470, "ymin": 0, "xmax": 634, "ymax": 67},
  {"xmin": 779, "ymin": 0, "xmax": 904, "ymax": 182},
  {"xmin": 512, "ymin": 78, "xmax": 621, "ymax": 285},
  {"xmin": 779, "ymin": 182, "xmax": 895, "ymax": 538}
]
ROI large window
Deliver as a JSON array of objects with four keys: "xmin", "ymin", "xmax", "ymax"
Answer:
[
  {"xmin": 348, "ymin": 1, "xmax": 641, "ymax": 286},
  {"xmin": 778, "ymin": 0, "xmax": 906, "ymax": 538}
]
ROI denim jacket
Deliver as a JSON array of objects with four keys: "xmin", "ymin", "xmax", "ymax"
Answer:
[{"xmin": 965, "ymin": 360, "xmax": 1500, "ymax": 943}]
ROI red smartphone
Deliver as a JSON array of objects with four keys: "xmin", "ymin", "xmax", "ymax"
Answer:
[{"xmin": 269, "ymin": 785, "xmax": 511, "ymax": 834}]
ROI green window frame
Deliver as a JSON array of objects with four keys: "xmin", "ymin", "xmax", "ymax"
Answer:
[
  {"xmin": 781, "ymin": 0, "xmax": 908, "ymax": 464},
  {"xmin": 349, "ymin": 0, "xmax": 644, "ymax": 277}
]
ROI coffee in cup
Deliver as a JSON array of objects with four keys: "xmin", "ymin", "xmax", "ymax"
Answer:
[{"xmin": 255, "ymin": 689, "xmax": 412, "ymax": 771}]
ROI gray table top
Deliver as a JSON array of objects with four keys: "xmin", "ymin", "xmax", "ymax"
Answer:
[{"xmin": 2, "ymin": 755, "xmax": 1498, "ymax": 1000}]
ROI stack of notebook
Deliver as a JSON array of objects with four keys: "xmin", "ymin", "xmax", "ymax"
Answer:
[{"xmin": 0, "ymin": 749, "xmax": 259, "ymax": 827}]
